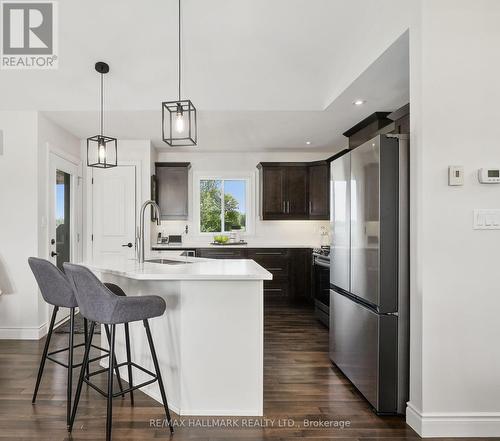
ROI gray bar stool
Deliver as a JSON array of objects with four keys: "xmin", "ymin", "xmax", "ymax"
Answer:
[
  {"xmin": 101, "ymin": 282, "xmax": 136, "ymax": 405},
  {"xmin": 28, "ymin": 258, "xmax": 127, "ymax": 427},
  {"xmin": 63, "ymin": 262, "xmax": 173, "ymax": 441}
]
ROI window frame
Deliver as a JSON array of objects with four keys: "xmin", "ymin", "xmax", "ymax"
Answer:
[{"xmin": 193, "ymin": 171, "xmax": 254, "ymax": 236}]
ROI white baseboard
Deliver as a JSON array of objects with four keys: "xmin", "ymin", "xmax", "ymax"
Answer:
[
  {"xmin": 407, "ymin": 402, "xmax": 500, "ymax": 438},
  {"xmin": 0, "ymin": 314, "xmax": 72, "ymax": 340},
  {"xmin": 0, "ymin": 323, "xmax": 47, "ymax": 339}
]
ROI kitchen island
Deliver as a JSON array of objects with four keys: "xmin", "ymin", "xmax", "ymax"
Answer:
[{"xmin": 86, "ymin": 256, "xmax": 272, "ymax": 416}]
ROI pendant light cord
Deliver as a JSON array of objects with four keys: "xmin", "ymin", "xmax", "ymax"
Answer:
[
  {"xmin": 100, "ymin": 72, "xmax": 104, "ymax": 136},
  {"xmin": 178, "ymin": 0, "xmax": 181, "ymax": 102}
]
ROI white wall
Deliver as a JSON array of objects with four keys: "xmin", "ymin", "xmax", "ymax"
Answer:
[
  {"xmin": 0, "ymin": 112, "xmax": 40, "ymax": 338},
  {"xmin": 0, "ymin": 112, "xmax": 81, "ymax": 339},
  {"xmin": 407, "ymin": 0, "xmax": 500, "ymax": 437},
  {"xmin": 153, "ymin": 150, "xmax": 331, "ymax": 247}
]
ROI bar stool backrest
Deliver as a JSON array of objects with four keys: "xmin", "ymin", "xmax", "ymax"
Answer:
[
  {"xmin": 28, "ymin": 257, "xmax": 78, "ymax": 308},
  {"xmin": 63, "ymin": 262, "xmax": 118, "ymax": 324}
]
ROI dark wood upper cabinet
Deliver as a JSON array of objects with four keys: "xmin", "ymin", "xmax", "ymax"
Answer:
[
  {"xmin": 343, "ymin": 112, "xmax": 393, "ymax": 149},
  {"xmin": 388, "ymin": 103, "xmax": 410, "ymax": 135},
  {"xmin": 261, "ymin": 166, "xmax": 287, "ymax": 218},
  {"xmin": 258, "ymin": 162, "xmax": 328, "ymax": 220},
  {"xmin": 286, "ymin": 166, "xmax": 308, "ymax": 218},
  {"xmin": 154, "ymin": 162, "xmax": 191, "ymax": 220},
  {"xmin": 258, "ymin": 163, "xmax": 309, "ymax": 220},
  {"xmin": 308, "ymin": 162, "xmax": 329, "ymax": 220}
]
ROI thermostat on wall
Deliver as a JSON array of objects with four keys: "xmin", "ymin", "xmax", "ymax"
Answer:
[{"xmin": 478, "ymin": 168, "xmax": 500, "ymax": 184}]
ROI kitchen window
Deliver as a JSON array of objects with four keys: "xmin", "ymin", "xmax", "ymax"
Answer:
[{"xmin": 196, "ymin": 175, "xmax": 253, "ymax": 234}]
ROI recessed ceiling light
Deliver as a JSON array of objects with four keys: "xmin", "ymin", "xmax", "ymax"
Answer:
[
  {"xmin": 353, "ymin": 99, "xmax": 366, "ymax": 106},
  {"xmin": 306, "ymin": 141, "xmax": 311, "ymax": 145}
]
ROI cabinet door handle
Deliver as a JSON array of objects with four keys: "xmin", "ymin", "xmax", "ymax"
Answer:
[
  {"xmin": 255, "ymin": 252, "xmax": 283, "ymax": 256},
  {"xmin": 267, "ymin": 267, "xmax": 283, "ymax": 271},
  {"xmin": 282, "ymin": 201, "xmax": 286, "ymax": 213},
  {"xmin": 309, "ymin": 200, "xmax": 312, "ymax": 213}
]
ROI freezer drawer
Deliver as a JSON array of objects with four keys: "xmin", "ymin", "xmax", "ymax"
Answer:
[{"xmin": 329, "ymin": 289, "xmax": 398, "ymax": 414}]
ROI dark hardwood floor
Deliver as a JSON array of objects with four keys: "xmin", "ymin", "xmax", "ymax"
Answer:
[{"xmin": 0, "ymin": 302, "xmax": 490, "ymax": 440}]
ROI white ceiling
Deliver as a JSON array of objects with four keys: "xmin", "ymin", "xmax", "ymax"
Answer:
[{"xmin": 0, "ymin": 0, "xmax": 411, "ymax": 152}]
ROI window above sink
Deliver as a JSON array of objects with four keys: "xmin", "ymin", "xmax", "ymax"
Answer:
[{"xmin": 193, "ymin": 172, "xmax": 254, "ymax": 236}]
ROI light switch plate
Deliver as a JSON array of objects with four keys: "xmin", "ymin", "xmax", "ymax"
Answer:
[
  {"xmin": 448, "ymin": 166, "xmax": 464, "ymax": 186},
  {"xmin": 473, "ymin": 209, "xmax": 500, "ymax": 230}
]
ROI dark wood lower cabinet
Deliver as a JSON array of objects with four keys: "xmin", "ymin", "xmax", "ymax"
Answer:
[
  {"xmin": 288, "ymin": 249, "xmax": 312, "ymax": 303},
  {"xmin": 196, "ymin": 248, "xmax": 246, "ymax": 259},
  {"xmin": 196, "ymin": 247, "xmax": 312, "ymax": 303}
]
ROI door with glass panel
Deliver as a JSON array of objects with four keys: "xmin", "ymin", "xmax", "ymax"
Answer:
[
  {"xmin": 48, "ymin": 153, "xmax": 79, "ymax": 323},
  {"xmin": 49, "ymin": 154, "xmax": 78, "ymax": 269}
]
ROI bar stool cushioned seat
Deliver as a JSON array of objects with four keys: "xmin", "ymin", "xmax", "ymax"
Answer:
[{"xmin": 64, "ymin": 263, "xmax": 166, "ymax": 324}]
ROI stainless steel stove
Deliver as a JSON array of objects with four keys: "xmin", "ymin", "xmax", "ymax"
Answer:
[{"xmin": 312, "ymin": 246, "xmax": 330, "ymax": 326}]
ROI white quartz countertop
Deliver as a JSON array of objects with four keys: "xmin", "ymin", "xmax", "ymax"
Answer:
[
  {"xmin": 152, "ymin": 243, "xmax": 319, "ymax": 249},
  {"xmin": 85, "ymin": 256, "xmax": 273, "ymax": 281}
]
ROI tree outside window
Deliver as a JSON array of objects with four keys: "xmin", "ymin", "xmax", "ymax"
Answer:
[{"xmin": 200, "ymin": 179, "xmax": 247, "ymax": 233}]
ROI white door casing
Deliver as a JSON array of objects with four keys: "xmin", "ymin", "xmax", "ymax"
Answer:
[{"xmin": 92, "ymin": 165, "xmax": 137, "ymax": 264}]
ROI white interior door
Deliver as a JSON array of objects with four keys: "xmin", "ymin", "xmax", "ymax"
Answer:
[
  {"xmin": 48, "ymin": 153, "xmax": 79, "ymax": 324},
  {"xmin": 92, "ymin": 165, "xmax": 137, "ymax": 264}
]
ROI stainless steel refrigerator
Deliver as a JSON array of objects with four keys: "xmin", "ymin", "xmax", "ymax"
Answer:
[{"xmin": 329, "ymin": 134, "xmax": 409, "ymax": 415}]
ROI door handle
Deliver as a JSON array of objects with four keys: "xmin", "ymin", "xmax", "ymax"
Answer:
[
  {"xmin": 50, "ymin": 251, "xmax": 58, "ymax": 257},
  {"xmin": 122, "ymin": 242, "xmax": 133, "ymax": 248}
]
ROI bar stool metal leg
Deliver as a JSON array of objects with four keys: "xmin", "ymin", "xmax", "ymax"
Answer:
[
  {"xmin": 104, "ymin": 324, "xmax": 125, "ymax": 397},
  {"xmin": 66, "ymin": 307, "xmax": 75, "ymax": 428},
  {"xmin": 144, "ymin": 319, "xmax": 173, "ymax": 434},
  {"xmin": 69, "ymin": 321, "xmax": 95, "ymax": 432},
  {"xmin": 124, "ymin": 323, "xmax": 134, "ymax": 405},
  {"xmin": 83, "ymin": 317, "xmax": 90, "ymax": 379},
  {"xmin": 106, "ymin": 324, "xmax": 116, "ymax": 441},
  {"xmin": 32, "ymin": 306, "xmax": 59, "ymax": 404}
]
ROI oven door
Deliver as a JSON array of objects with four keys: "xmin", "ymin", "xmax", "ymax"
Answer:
[{"xmin": 313, "ymin": 258, "xmax": 330, "ymax": 326}]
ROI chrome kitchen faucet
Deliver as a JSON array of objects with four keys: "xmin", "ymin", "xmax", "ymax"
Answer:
[{"xmin": 138, "ymin": 200, "xmax": 161, "ymax": 264}]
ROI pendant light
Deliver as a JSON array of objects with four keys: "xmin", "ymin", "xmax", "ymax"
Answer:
[
  {"xmin": 162, "ymin": 0, "xmax": 197, "ymax": 146},
  {"xmin": 87, "ymin": 62, "xmax": 117, "ymax": 168}
]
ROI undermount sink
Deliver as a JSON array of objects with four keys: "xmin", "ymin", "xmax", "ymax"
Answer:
[{"xmin": 145, "ymin": 259, "xmax": 192, "ymax": 265}]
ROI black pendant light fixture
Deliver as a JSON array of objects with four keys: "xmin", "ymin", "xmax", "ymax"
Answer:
[
  {"xmin": 87, "ymin": 62, "xmax": 117, "ymax": 168},
  {"xmin": 162, "ymin": 0, "xmax": 197, "ymax": 146}
]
